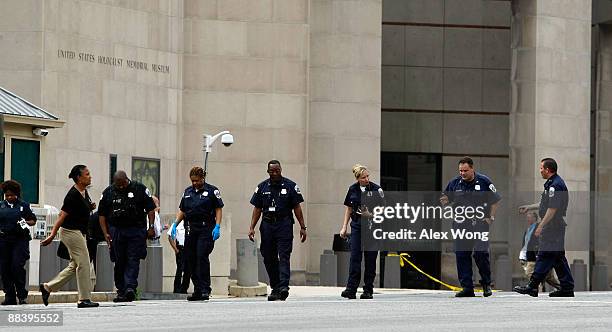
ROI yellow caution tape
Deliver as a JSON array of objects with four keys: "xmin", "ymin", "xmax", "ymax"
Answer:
[{"xmin": 386, "ymin": 252, "xmax": 495, "ymax": 293}]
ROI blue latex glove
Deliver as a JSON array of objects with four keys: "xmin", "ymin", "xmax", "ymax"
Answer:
[
  {"xmin": 212, "ymin": 224, "xmax": 221, "ymax": 241},
  {"xmin": 170, "ymin": 221, "xmax": 178, "ymax": 239}
]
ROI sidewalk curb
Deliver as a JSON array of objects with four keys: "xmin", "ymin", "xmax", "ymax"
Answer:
[
  {"xmin": 1, "ymin": 292, "xmax": 116, "ymax": 305},
  {"xmin": 0, "ymin": 291, "xmax": 235, "ymax": 304}
]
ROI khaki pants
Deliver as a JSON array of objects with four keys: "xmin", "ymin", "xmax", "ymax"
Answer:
[
  {"xmin": 47, "ymin": 228, "xmax": 92, "ymax": 301},
  {"xmin": 522, "ymin": 260, "xmax": 561, "ymax": 290}
]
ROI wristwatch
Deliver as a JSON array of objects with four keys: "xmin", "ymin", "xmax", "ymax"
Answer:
[
  {"xmin": 489, "ymin": 216, "xmax": 495, "ymax": 221},
  {"xmin": 301, "ymin": 226, "xmax": 307, "ymax": 230},
  {"xmin": 148, "ymin": 224, "xmax": 155, "ymax": 229}
]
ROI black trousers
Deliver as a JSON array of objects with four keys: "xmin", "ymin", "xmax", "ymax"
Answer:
[
  {"xmin": 0, "ymin": 236, "xmax": 30, "ymax": 300},
  {"xmin": 185, "ymin": 226, "xmax": 215, "ymax": 295},
  {"xmin": 260, "ymin": 218, "xmax": 293, "ymax": 291},
  {"xmin": 173, "ymin": 245, "xmax": 191, "ymax": 293},
  {"xmin": 110, "ymin": 226, "xmax": 147, "ymax": 295},
  {"xmin": 346, "ymin": 221, "xmax": 377, "ymax": 293},
  {"xmin": 530, "ymin": 225, "xmax": 574, "ymax": 291}
]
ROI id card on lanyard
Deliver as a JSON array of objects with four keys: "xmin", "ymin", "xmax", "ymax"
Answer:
[{"xmin": 269, "ymin": 197, "xmax": 276, "ymax": 212}]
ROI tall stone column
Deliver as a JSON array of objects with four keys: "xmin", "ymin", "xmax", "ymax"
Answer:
[
  {"xmin": 510, "ymin": 0, "xmax": 591, "ymax": 283},
  {"xmin": 308, "ymin": 0, "xmax": 382, "ymax": 278},
  {"xmin": 593, "ymin": 23, "xmax": 612, "ymax": 288},
  {"xmin": 182, "ymin": 0, "xmax": 310, "ymax": 284}
]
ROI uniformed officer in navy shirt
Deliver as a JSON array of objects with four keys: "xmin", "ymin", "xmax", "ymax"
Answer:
[
  {"xmin": 440, "ymin": 157, "xmax": 501, "ymax": 298},
  {"xmin": 248, "ymin": 160, "xmax": 307, "ymax": 301},
  {"xmin": 340, "ymin": 164, "xmax": 384, "ymax": 300},
  {"xmin": 170, "ymin": 166, "xmax": 223, "ymax": 301},
  {"xmin": 514, "ymin": 158, "xmax": 575, "ymax": 297},
  {"xmin": 0, "ymin": 180, "xmax": 36, "ymax": 305},
  {"xmin": 99, "ymin": 171, "xmax": 156, "ymax": 303}
]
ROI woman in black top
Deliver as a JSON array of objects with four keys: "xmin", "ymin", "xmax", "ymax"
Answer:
[
  {"xmin": 40, "ymin": 165, "xmax": 99, "ymax": 308},
  {"xmin": 0, "ymin": 180, "xmax": 36, "ymax": 305}
]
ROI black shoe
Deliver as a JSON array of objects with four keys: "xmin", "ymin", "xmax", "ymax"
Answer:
[
  {"xmin": 267, "ymin": 290, "xmax": 281, "ymax": 301},
  {"xmin": 279, "ymin": 287, "xmax": 289, "ymax": 301},
  {"xmin": 1, "ymin": 298, "xmax": 17, "ymax": 305},
  {"xmin": 341, "ymin": 289, "xmax": 356, "ymax": 299},
  {"xmin": 187, "ymin": 293, "xmax": 208, "ymax": 301},
  {"xmin": 455, "ymin": 288, "xmax": 476, "ymax": 298},
  {"xmin": 18, "ymin": 298, "xmax": 28, "ymax": 305},
  {"xmin": 77, "ymin": 299, "xmax": 99, "ymax": 308},
  {"xmin": 360, "ymin": 291, "xmax": 373, "ymax": 299},
  {"xmin": 113, "ymin": 295, "xmax": 129, "ymax": 303},
  {"xmin": 124, "ymin": 288, "xmax": 136, "ymax": 302},
  {"xmin": 39, "ymin": 284, "xmax": 50, "ymax": 306},
  {"xmin": 549, "ymin": 289, "xmax": 574, "ymax": 297},
  {"xmin": 482, "ymin": 284, "xmax": 492, "ymax": 297},
  {"xmin": 513, "ymin": 285, "xmax": 538, "ymax": 297}
]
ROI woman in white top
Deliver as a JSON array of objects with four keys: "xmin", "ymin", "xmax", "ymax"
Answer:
[{"xmin": 168, "ymin": 221, "xmax": 190, "ymax": 293}]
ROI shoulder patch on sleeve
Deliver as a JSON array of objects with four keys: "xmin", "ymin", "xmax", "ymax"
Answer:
[
  {"xmin": 145, "ymin": 188, "xmax": 152, "ymax": 197},
  {"xmin": 378, "ymin": 188, "xmax": 384, "ymax": 198},
  {"xmin": 549, "ymin": 187, "xmax": 555, "ymax": 197},
  {"xmin": 295, "ymin": 185, "xmax": 302, "ymax": 195},
  {"xmin": 489, "ymin": 183, "xmax": 496, "ymax": 193},
  {"xmin": 214, "ymin": 189, "xmax": 222, "ymax": 199},
  {"xmin": 254, "ymin": 186, "xmax": 259, "ymax": 194}
]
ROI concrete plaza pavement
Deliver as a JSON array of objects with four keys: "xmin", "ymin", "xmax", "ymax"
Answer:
[{"xmin": 1, "ymin": 287, "xmax": 612, "ymax": 331}]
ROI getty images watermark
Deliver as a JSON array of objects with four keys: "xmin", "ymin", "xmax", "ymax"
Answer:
[
  {"xmin": 354, "ymin": 190, "xmax": 599, "ymax": 252},
  {"xmin": 357, "ymin": 191, "xmax": 496, "ymax": 252},
  {"xmin": 370, "ymin": 202, "xmax": 489, "ymax": 241}
]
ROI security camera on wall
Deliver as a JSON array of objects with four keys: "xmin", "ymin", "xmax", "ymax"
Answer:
[
  {"xmin": 32, "ymin": 128, "xmax": 49, "ymax": 137},
  {"xmin": 221, "ymin": 133, "xmax": 234, "ymax": 146}
]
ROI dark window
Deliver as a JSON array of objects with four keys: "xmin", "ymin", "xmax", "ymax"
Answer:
[
  {"xmin": 381, "ymin": 152, "xmax": 441, "ymax": 191},
  {"xmin": 109, "ymin": 154, "xmax": 117, "ymax": 185},
  {"xmin": 0, "ymin": 139, "xmax": 4, "ymax": 183}
]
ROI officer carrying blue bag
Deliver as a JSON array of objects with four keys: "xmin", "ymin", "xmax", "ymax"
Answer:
[{"xmin": 0, "ymin": 180, "xmax": 36, "ymax": 305}]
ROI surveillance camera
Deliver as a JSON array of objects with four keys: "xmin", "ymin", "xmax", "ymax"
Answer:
[
  {"xmin": 32, "ymin": 128, "xmax": 49, "ymax": 137},
  {"xmin": 221, "ymin": 133, "xmax": 234, "ymax": 146}
]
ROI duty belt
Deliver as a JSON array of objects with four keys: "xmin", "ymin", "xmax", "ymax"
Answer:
[
  {"xmin": 262, "ymin": 212, "xmax": 291, "ymax": 222},
  {"xmin": 186, "ymin": 218, "xmax": 212, "ymax": 227},
  {"xmin": 110, "ymin": 222, "xmax": 145, "ymax": 229},
  {"xmin": 0, "ymin": 228, "xmax": 27, "ymax": 238}
]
